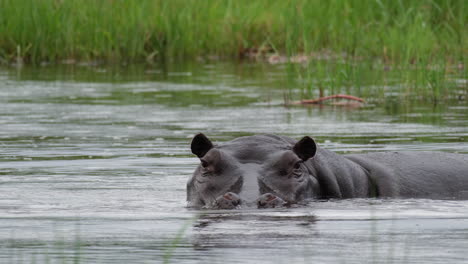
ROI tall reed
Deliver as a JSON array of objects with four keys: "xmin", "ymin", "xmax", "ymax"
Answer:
[{"xmin": 0, "ymin": 0, "xmax": 465, "ymax": 64}]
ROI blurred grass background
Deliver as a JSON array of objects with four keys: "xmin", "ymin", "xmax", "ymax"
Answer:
[{"xmin": 0, "ymin": 0, "xmax": 465, "ymax": 64}]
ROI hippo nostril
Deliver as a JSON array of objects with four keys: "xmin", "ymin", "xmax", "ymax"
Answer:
[{"xmin": 266, "ymin": 194, "xmax": 277, "ymax": 202}]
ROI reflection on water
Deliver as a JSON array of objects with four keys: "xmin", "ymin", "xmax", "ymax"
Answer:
[
  {"xmin": 0, "ymin": 62, "xmax": 467, "ymax": 263},
  {"xmin": 188, "ymin": 201, "xmax": 468, "ymax": 264}
]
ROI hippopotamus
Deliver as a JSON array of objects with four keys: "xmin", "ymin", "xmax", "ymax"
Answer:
[{"xmin": 187, "ymin": 134, "xmax": 468, "ymax": 209}]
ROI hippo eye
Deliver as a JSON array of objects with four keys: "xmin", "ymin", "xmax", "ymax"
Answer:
[
  {"xmin": 293, "ymin": 162, "xmax": 302, "ymax": 170},
  {"xmin": 200, "ymin": 159, "xmax": 213, "ymax": 176},
  {"xmin": 292, "ymin": 162, "xmax": 303, "ymax": 176}
]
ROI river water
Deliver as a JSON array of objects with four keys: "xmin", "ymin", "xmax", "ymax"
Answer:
[{"xmin": 1, "ymin": 62, "xmax": 467, "ymax": 263}]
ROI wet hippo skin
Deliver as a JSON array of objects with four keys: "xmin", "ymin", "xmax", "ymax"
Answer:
[{"xmin": 187, "ymin": 134, "xmax": 468, "ymax": 209}]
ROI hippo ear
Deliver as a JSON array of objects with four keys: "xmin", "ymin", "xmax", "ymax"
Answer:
[
  {"xmin": 191, "ymin": 133, "xmax": 214, "ymax": 158},
  {"xmin": 293, "ymin": 136, "xmax": 317, "ymax": 161}
]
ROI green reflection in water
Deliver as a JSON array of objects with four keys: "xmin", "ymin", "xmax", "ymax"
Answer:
[{"xmin": 2, "ymin": 60, "xmax": 467, "ymax": 125}]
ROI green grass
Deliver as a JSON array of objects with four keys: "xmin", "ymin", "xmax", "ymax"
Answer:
[
  {"xmin": 0, "ymin": 0, "xmax": 466, "ymax": 102},
  {"xmin": 0, "ymin": 0, "xmax": 466, "ymax": 65},
  {"xmin": 287, "ymin": 57, "xmax": 465, "ymax": 103}
]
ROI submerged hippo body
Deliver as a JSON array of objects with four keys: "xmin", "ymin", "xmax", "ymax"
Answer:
[{"xmin": 187, "ymin": 134, "xmax": 468, "ymax": 209}]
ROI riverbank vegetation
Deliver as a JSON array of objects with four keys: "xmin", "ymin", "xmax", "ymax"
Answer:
[
  {"xmin": 0, "ymin": 0, "xmax": 465, "ymax": 64},
  {"xmin": 0, "ymin": 0, "xmax": 466, "ymax": 102}
]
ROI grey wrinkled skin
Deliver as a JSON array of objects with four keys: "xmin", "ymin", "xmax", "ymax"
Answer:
[
  {"xmin": 187, "ymin": 133, "xmax": 295, "ymax": 209},
  {"xmin": 214, "ymin": 192, "xmax": 241, "ymax": 209},
  {"xmin": 257, "ymin": 193, "xmax": 286, "ymax": 208},
  {"xmin": 187, "ymin": 134, "xmax": 468, "ymax": 209}
]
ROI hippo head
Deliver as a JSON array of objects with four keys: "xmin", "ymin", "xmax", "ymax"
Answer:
[
  {"xmin": 187, "ymin": 134, "xmax": 244, "ymax": 209},
  {"xmin": 257, "ymin": 136, "xmax": 319, "ymax": 206},
  {"xmin": 187, "ymin": 134, "xmax": 320, "ymax": 209}
]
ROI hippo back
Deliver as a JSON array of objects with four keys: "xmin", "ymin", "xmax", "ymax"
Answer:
[{"xmin": 345, "ymin": 152, "xmax": 468, "ymax": 199}]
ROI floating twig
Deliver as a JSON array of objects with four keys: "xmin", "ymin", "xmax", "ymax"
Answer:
[{"xmin": 290, "ymin": 94, "xmax": 365, "ymax": 106}]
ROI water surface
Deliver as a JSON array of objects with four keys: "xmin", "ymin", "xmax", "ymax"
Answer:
[{"xmin": 1, "ymin": 62, "xmax": 467, "ymax": 263}]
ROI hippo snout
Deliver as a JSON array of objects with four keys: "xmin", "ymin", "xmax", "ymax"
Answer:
[
  {"xmin": 214, "ymin": 192, "xmax": 241, "ymax": 209},
  {"xmin": 257, "ymin": 193, "xmax": 286, "ymax": 208}
]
